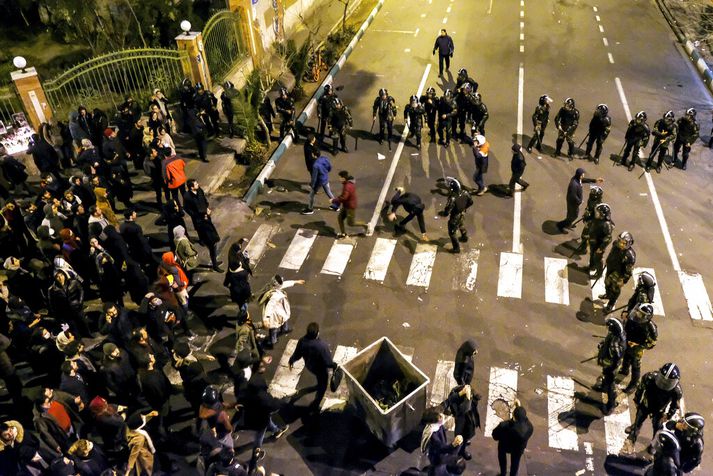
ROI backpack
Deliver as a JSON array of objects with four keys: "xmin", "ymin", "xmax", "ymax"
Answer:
[{"xmin": 454, "ymin": 192, "xmax": 473, "ymax": 213}]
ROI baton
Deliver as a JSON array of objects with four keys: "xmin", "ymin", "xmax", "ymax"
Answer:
[
  {"xmin": 614, "ymin": 143, "xmax": 625, "ymax": 166},
  {"xmin": 603, "ymin": 304, "xmax": 627, "ymax": 316},
  {"xmin": 578, "ymin": 133, "xmax": 590, "ymax": 151},
  {"xmin": 590, "ymin": 275, "xmax": 603, "ymax": 289},
  {"xmin": 354, "ymin": 131, "xmax": 358, "ymax": 151},
  {"xmin": 369, "ymin": 117, "xmax": 376, "ymax": 135},
  {"xmin": 580, "ymin": 355, "xmax": 598, "ymax": 364},
  {"xmin": 570, "ymin": 216, "xmax": 584, "ymax": 227}
]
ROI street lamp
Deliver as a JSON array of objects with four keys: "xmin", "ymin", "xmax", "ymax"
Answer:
[
  {"xmin": 180, "ymin": 20, "xmax": 191, "ymax": 34},
  {"xmin": 12, "ymin": 56, "xmax": 27, "ymax": 73}
]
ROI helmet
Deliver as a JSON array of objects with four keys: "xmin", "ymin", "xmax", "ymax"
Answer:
[
  {"xmin": 631, "ymin": 303, "xmax": 654, "ymax": 324},
  {"xmin": 333, "ymin": 98, "xmax": 343, "ymax": 108},
  {"xmin": 617, "ymin": 231, "xmax": 634, "ymax": 248},
  {"xmin": 379, "ymin": 88, "xmax": 388, "ymax": 97},
  {"xmin": 181, "ymin": 78, "xmax": 193, "ymax": 89},
  {"xmin": 426, "ymin": 87, "xmax": 436, "ymax": 96},
  {"xmin": 638, "ymin": 271, "xmax": 656, "ymax": 289},
  {"xmin": 596, "ymin": 104, "xmax": 609, "ymax": 116},
  {"xmin": 462, "ymin": 83, "xmax": 472, "ymax": 94},
  {"xmin": 324, "ymin": 84, "xmax": 332, "ymax": 93},
  {"xmin": 605, "ymin": 317, "xmax": 624, "ymax": 335},
  {"xmin": 635, "ymin": 111, "xmax": 647, "ymax": 122},
  {"xmin": 655, "ymin": 363, "xmax": 681, "ymax": 391},
  {"xmin": 682, "ymin": 412, "xmax": 705, "ymax": 433},
  {"xmin": 458, "ymin": 68, "xmax": 468, "ymax": 77},
  {"xmin": 664, "ymin": 110, "xmax": 675, "ymax": 120},
  {"xmin": 280, "ymin": 87, "xmax": 288, "ymax": 96},
  {"xmin": 565, "ymin": 97, "xmax": 575, "ymax": 109},
  {"xmin": 686, "ymin": 107, "xmax": 697, "ymax": 118},
  {"xmin": 473, "ymin": 92, "xmax": 482, "ymax": 104},
  {"xmin": 657, "ymin": 429, "xmax": 681, "ymax": 452},
  {"xmin": 589, "ymin": 185, "xmax": 603, "ymax": 201},
  {"xmin": 410, "ymin": 95, "xmax": 419, "ymax": 105},
  {"xmin": 446, "ymin": 176, "xmax": 461, "ymax": 194},
  {"xmin": 202, "ymin": 385, "xmax": 219, "ymax": 405},
  {"xmin": 594, "ymin": 202, "xmax": 611, "ymax": 220},
  {"xmin": 444, "ymin": 89, "xmax": 453, "ymax": 99},
  {"xmin": 195, "ymin": 82, "xmax": 204, "ymax": 91},
  {"xmin": 539, "ymin": 94, "xmax": 553, "ymax": 106},
  {"xmin": 224, "ymin": 81, "xmax": 235, "ymax": 90},
  {"xmin": 474, "ymin": 134, "xmax": 486, "ymax": 146}
]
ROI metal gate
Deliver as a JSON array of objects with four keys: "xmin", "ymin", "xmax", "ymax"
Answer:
[
  {"xmin": 0, "ymin": 87, "xmax": 26, "ymax": 126},
  {"xmin": 203, "ymin": 10, "xmax": 248, "ymax": 83}
]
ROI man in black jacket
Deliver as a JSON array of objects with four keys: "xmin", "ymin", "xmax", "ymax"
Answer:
[
  {"xmin": 183, "ymin": 179, "xmax": 223, "ymax": 272},
  {"xmin": 506, "ymin": 144, "xmax": 528, "ymax": 196},
  {"xmin": 492, "ymin": 405, "xmax": 534, "ymax": 476},
  {"xmin": 303, "ymin": 133, "xmax": 320, "ymax": 175},
  {"xmin": 288, "ymin": 322, "xmax": 337, "ymax": 413},
  {"xmin": 47, "ymin": 270, "xmax": 89, "ymax": 338},
  {"xmin": 432, "ymin": 29, "xmax": 454, "ymax": 77},
  {"xmin": 120, "ymin": 209, "xmax": 155, "ymax": 275},
  {"xmin": 387, "ymin": 187, "xmax": 428, "ymax": 241},
  {"xmin": 557, "ymin": 168, "xmax": 601, "ymax": 232}
]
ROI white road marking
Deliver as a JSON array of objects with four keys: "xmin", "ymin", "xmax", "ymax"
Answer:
[
  {"xmin": 279, "ymin": 228, "xmax": 318, "ymax": 271},
  {"xmin": 404, "ymin": 48, "xmax": 411, "ymax": 53},
  {"xmin": 446, "ymin": 5, "xmax": 451, "ymax": 13},
  {"xmin": 599, "ymin": 24, "xmax": 604, "ymax": 33},
  {"xmin": 595, "ymin": 15, "xmax": 601, "ymax": 22},
  {"xmin": 608, "ymin": 53, "xmax": 615, "ymax": 64},
  {"xmin": 364, "ymin": 238, "xmax": 397, "ymax": 281},
  {"xmin": 420, "ymin": 13, "xmax": 426, "ymax": 18},
  {"xmin": 321, "ymin": 345, "xmax": 358, "ymax": 411},
  {"xmin": 604, "ymin": 396, "xmax": 632, "ymax": 455},
  {"xmin": 245, "ymin": 223, "xmax": 280, "ymax": 268},
  {"xmin": 367, "ymin": 64, "xmax": 431, "ymax": 235},
  {"xmin": 429, "ymin": 360, "xmax": 457, "ymax": 407},
  {"xmin": 679, "ymin": 271, "xmax": 713, "ymax": 321},
  {"xmin": 545, "ymin": 257, "xmax": 570, "ymax": 305},
  {"xmin": 520, "ymin": 10, "xmax": 524, "ymax": 17},
  {"xmin": 602, "ymin": 37, "xmax": 609, "ymax": 47},
  {"xmin": 452, "ymin": 249, "xmax": 479, "ymax": 291},
  {"xmin": 591, "ymin": 267, "xmax": 607, "ymax": 301},
  {"xmin": 520, "ymin": 45, "xmax": 525, "ymax": 53},
  {"xmin": 321, "ymin": 241, "xmax": 355, "ymax": 276},
  {"xmin": 513, "ymin": 63, "xmax": 524, "ymax": 253},
  {"xmin": 414, "ymin": 27, "xmax": 420, "ymax": 37},
  {"xmin": 268, "ymin": 339, "xmax": 305, "ymax": 398},
  {"xmin": 520, "ymin": 0, "xmax": 524, "ymax": 6},
  {"xmin": 442, "ymin": 17, "xmax": 448, "ymax": 24},
  {"xmin": 547, "ymin": 375, "xmax": 579, "ymax": 451},
  {"xmin": 488, "ymin": 0, "xmax": 493, "ymax": 14},
  {"xmin": 406, "ymin": 243, "xmax": 438, "ymax": 288},
  {"xmin": 520, "ymin": 33, "xmax": 525, "ymax": 41},
  {"xmin": 632, "ymin": 268, "xmax": 665, "ymax": 316},
  {"xmin": 398, "ymin": 345, "xmax": 415, "ymax": 362},
  {"xmin": 497, "ymin": 252, "xmax": 523, "ymax": 299},
  {"xmin": 484, "ymin": 367, "xmax": 519, "ymax": 438},
  {"xmin": 520, "ymin": 21, "xmax": 524, "ymax": 29},
  {"xmin": 372, "ymin": 29, "xmax": 417, "ymax": 34},
  {"xmin": 593, "ymin": 6, "xmax": 598, "ymax": 12}
]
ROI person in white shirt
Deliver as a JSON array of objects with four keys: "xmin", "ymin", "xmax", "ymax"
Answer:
[{"xmin": 258, "ymin": 274, "xmax": 305, "ymax": 348}]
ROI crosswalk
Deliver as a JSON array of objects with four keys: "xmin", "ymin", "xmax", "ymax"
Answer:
[
  {"xmin": 263, "ymin": 337, "xmax": 653, "ymax": 459},
  {"xmin": 241, "ymin": 223, "xmax": 713, "ymax": 320}
]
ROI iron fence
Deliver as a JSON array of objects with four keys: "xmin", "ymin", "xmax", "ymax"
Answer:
[
  {"xmin": 203, "ymin": 10, "xmax": 249, "ymax": 83},
  {"xmin": 0, "ymin": 88, "xmax": 26, "ymax": 126}
]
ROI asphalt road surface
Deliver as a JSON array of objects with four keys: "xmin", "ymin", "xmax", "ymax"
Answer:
[{"xmin": 206, "ymin": 0, "xmax": 713, "ymax": 474}]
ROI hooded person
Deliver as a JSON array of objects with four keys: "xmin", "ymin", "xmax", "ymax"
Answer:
[
  {"xmin": 88, "ymin": 396, "xmax": 128, "ymax": 458},
  {"xmin": 492, "ymin": 405, "xmax": 534, "ymax": 476},
  {"xmin": 454, "ymin": 340, "xmax": 478, "ymax": 386},
  {"xmin": 93, "ymin": 187, "xmax": 118, "ymax": 227},
  {"xmin": 258, "ymin": 274, "xmax": 304, "ymax": 348},
  {"xmin": 173, "ymin": 225, "xmax": 199, "ymax": 274},
  {"xmin": 124, "ymin": 411, "xmax": 157, "ymax": 476},
  {"xmin": 157, "ymin": 251, "xmax": 189, "ymax": 309},
  {"xmin": 557, "ymin": 167, "xmax": 600, "ymax": 232}
]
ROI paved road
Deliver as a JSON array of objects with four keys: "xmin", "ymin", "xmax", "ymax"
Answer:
[{"xmin": 203, "ymin": 0, "xmax": 713, "ymax": 473}]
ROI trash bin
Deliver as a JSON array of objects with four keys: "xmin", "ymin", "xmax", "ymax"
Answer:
[{"xmin": 341, "ymin": 336, "xmax": 430, "ymax": 447}]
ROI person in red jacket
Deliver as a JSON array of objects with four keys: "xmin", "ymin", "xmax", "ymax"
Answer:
[
  {"xmin": 331, "ymin": 170, "xmax": 368, "ymax": 239},
  {"xmin": 161, "ymin": 154, "xmax": 187, "ymax": 207}
]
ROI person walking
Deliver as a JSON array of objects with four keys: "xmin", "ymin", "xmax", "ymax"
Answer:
[
  {"xmin": 492, "ymin": 403, "xmax": 534, "ymax": 476},
  {"xmin": 331, "ymin": 171, "xmax": 368, "ymax": 239},
  {"xmin": 386, "ymin": 187, "xmax": 428, "ymax": 241},
  {"xmin": 303, "ymin": 133, "xmax": 320, "ymax": 175},
  {"xmin": 471, "ymin": 134, "xmax": 489, "ymax": 195},
  {"xmin": 506, "ymin": 144, "xmax": 529, "ymax": 196},
  {"xmin": 556, "ymin": 168, "xmax": 601, "ymax": 233},
  {"xmin": 445, "ymin": 384, "xmax": 481, "ymax": 460},
  {"xmin": 454, "ymin": 339, "xmax": 478, "ymax": 386},
  {"xmin": 161, "ymin": 152, "xmax": 187, "ymax": 207},
  {"xmin": 288, "ymin": 322, "xmax": 337, "ymax": 413},
  {"xmin": 183, "ymin": 179, "xmax": 223, "ymax": 272},
  {"xmin": 257, "ymin": 274, "xmax": 305, "ymax": 348},
  {"xmin": 302, "ymin": 155, "xmax": 336, "ymax": 215},
  {"xmin": 432, "ymin": 29, "xmax": 454, "ymax": 77}
]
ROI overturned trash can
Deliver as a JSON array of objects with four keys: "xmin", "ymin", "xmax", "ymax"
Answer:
[{"xmin": 341, "ymin": 337, "xmax": 430, "ymax": 447}]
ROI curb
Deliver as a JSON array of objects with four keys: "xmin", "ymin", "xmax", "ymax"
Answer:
[
  {"xmin": 655, "ymin": 0, "xmax": 713, "ymax": 89},
  {"xmin": 242, "ymin": 0, "xmax": 386, "ymax": 207}
]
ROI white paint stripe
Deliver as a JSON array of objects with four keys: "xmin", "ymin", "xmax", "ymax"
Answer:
[
  {"xmin": 446, "ymin": 5, "xmax": 451, "ymax": 12},
  {"xmin": 632, "ymin": 268, "xmax": 665, "ymax": 316},
  {"xmin": 364, "ymin": 238, "xmax": 397, "ymax": 281},
  {"xmin": 520, "ymin": 10, "xmax": 524, "ymax": 17},
  {"xmin": 497, "ymin": 252, "xmax": 523, "ymax": 298},
  {"xmin": 245, "ymin": 224, "xmax": 280, "ymax": 268},
  {"xmin": 547, "ymin": 376, "xmax": 579, "ymax": 451},
  {"xmin": 595, "ymin": 15, "xmax": 601, "ymax": 21},
  {"xmin": 442, "ymin": 16, "xmax": 448, "ymax": 24},
  {"xmin": 599, "ymin": 24, "xmax": 604, "ymax": 33},
  {"xmin": 488, "ymin": 0, "xmax": 493, "ymax": 14},
  {"xmin": 519, "ymin": 44, "xmax": 525, "ymax": 53},
  {"xmin": 602, "ymin": 37, "xmax": 609, "ymax": 47},
  {"xmin": 593, "ymin": 6, "xmax": 598, "ymax": 12},
  {"xmin": 520, "ymin": 21, "xmax": 524, "ymax": 29},
  {"xmin": 453, "ymin": 249, "xmax": 479, "ymax": 291},
  {"xmin": 484, "ymin": 367, "xmax": 519, "ymax": 437},
  {"xmin": 591, "ymin": 267, "xmax": 607, "ymax": 301},
  {"xmin": 321, "ymin": 241, "xmax": 355, "ymax": 276},
  {"xmin": 367, "ymin": 64, "xmax": 431, "ymax": 235},
  {"xmin": 679, "ymin": 271, "xmax": 713, "ymax": 321},
  {"xmin": 278, "ymin": 228, "xmax": 318, "ymax": 271},
  {"xmin": 604, "ymin": 396, "xmax": 632, "ymax": 455},
  {"xmin": 608, "ymin": 53, "xmax": 615, "ymax": 64},
  {"xmin": 406, "ymin": 243, "xmax": 438, "ymax": 288},
  {"xmin": 520, "ymin": 33, "xmax": 525, "ymax": 41},
  {"xmin": 429, "ymin": 360, "xmax": 457, "ymax": 408},
  {"xmin": 398, "ymin": 345, "xmax": 415, "ymax": 362},
  {"xmin": 268, "ymin": 339, "xmax": 305, "ymax": 398},
  {"xmin": 520, "ymin": 0, "xmax": 524, "ymax": 6},
  {"xmin": 372, "ymin": 29, "xmax": 416, "ymax": 34},
  {"xmin": 414, "ymin": 27, "xmax": 420, "ymax": 37},
  {"xmin": 614, "ymin": 77, "xmax": 632, "ymax": 121},
  {"xmin": 321, "ymin": 345, "xmax": 358, "ymax": 411},
  {"xmin": 513, "ymin": 63, "xmax": 524, "ymax": 253},
  {"xmin": 545, "ymin": 257, "xmax": 570, "ymax": 305}
]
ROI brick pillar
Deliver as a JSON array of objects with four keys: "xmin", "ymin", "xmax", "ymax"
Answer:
[
  {"xmin": 227, "ymin": 0, "xmax": 265, "ymax": 65},
  {"xmin": 10, "ymin": 67, "xmax": 53, "ymax": 130},
  {"xmin": 176, "ymin": 31, "xmax": 213, "ymax": 90}
]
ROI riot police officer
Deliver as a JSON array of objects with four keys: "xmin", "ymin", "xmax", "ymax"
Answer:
[
  {"xmin": 442, "ymin": 178, "xmax": 472, "ymax": 254},
  {"xmin": 600, "ymin": 231, "xmax": 636, "ymax": 313},
  {"xmin": 592, "ymin": 317, "xmax": 626, "ymax": 415},
  {"xmin": 275, "ymin": 88, "xmax": 295, "ymax": 139},
  {"xmin": 455, "ymin": 83, "xmax": 474, "ymax": 139},
  {"xmin": 624, "ymin": 271, "xmax": 657, "ymax": 316},
  {"xmin": 372, "ymin": 88, "xmax": 397, "ymax": 144},
  {"xmin": 329, "ymin": 98, "xmax": 353, "ymax": 155},
  {"xmin": 620, "ymin": 303, "xmax": 658, "ymax": 394},
  {"xmin": 179, "ymin": 78, "xmax": 195, "ymax": 134},
  {"xmin": 673, "ymin": 107, "xmax": 700, "ymax": 170},
  {"xmin": 455, "ymin": 68, "xmax": 478, "ymax": 93},
  {"xmin": 318, "ymin": 84, "xmax": 338, "ymax": 140},
  {"xmin": 437, "ymin": 89, "xmax": 457, "ymax": 147},
  {"xmin": 645, "ymin": 429, "xmax": 683, "ymax": 475},
  {"xmin": 575, "ymin": 185, "xmax": 604, "ymax": 255},
  {"xmin": 585, "ymin": 104, "xmax": 611, "ymax": 164},
  {"xmin": 470, "ymin": 92, "xmax": 489, "ymax": 136},
  {"xmin": 655, "ymin": 412, "xmax": 705, "ymax": 473},
  {"xmin": 194, "ymin": 83, "xmax": 221, "ymax": 136},
  {"xmin": 421, "ymin": 87, "xmax": 439, "ymax": 143},
  {"xmin": 646, "ymin": 110, "xmax": 677, "ymax": 173},
  {"xmin": 220, "ymin": 81, "xmax": 239, "ymax": 138},
  {"xmin": 526, "ymin": 94, "xmax": 552, "ymax": 153},
  {"xmin": 554, "ymin": 97, "xmax": 580, "ymax": 159},
  {"xmin": 587, "ymin": 203, "xmax": 614, "ymax": 277},
  {"xmin": 623, "ymin": 363, "xmax": 683, "ymax": 451},
  {"xmin": 404, "ymin": 95, "xmax": 425, "ymax": 149},
  {"xmin": 621, "ymin": 111, "xmax": 650, "ymax": 171}
]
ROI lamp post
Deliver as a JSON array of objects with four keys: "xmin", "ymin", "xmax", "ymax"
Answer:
[{"xmin": 12, "ymin": 56, "xmax": 27, "ymax": 74}]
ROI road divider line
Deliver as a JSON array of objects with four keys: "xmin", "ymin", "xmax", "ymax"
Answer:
[
  {"xmin": 544, "ymin": 257, "xmax": 570, "ymax": 305},
  {"xmin": 367, "ymin": 64, "xmax": 431, "ymax": 236},
  {"xmin": 484, "ymin": 367, "xmax": 519, "ymax": 437},
  {"xmin": 406, "ymin": 243, "xmax": 438, "ymax": 288},
  {"xmin": 608, "ymin": 53, "xmax": 615, "ymax": 64},
  {"xmin": 602, "ymin": 37, "xmax": 609, "ymax": 47},
  {"xmin": 513, "ymin": 63, "xmax": 524, "ymax": 253},
  {"xmin": 497, "ymin": 252, "xmax": 523, "ymax": 299},
  {"xmin": 279, "ymin": 228, "xmax": 318, "ymax": 271}
]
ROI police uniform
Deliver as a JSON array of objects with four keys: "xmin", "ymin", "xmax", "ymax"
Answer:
[
  {"xmin": 620, "ymin": 306, "xmax": 658, "ymax": 393},
  {"xmin": 621, "ymin": 112, "xmax": 651, "ymax": 170},
  {"xmin": 577, "ymin": 188, "xmax": 603, "ymax": 254},
  {"xmin": 329, "ymin": 101, "xmax": 353, "ymax": 154},
  {"xmin": 625, "ymin": 364, "xmax": 682, "ymax": 445},
  {"xmin": 404, "ymin": 99, "xmax": 425, "ymax": 148},
  {"xmin": 554, "ymin": 99, "xmax": 580, "ymax": 158},
  {"xmin": 470, "ymin": 94, "xmax": 489, "ymax": 136},
  {"xmin": 420, "ymin": 89, "xmax": 439, "ymax": 143},
  {"xmin": 526, "ymin": 97, "xmax": 551, "ymax": 153},
  {"xmin": 673, "ymin": 110, "xmax": 700, "ymax": 170},
  {"xmin": 318, "ymin": 89, "xmax": 337, "ymax": 139},
  {"xmin": 585, "ymin": 105, "xmax": 611, "ymax": 163},
  {"xmin": 593, "ymin": 317, "xmax": 626, "ymax": 414},
  {"xmin": 275, "ymin": 92, "xmax": 295, "ymax": 139},
  {"xmin": 372, "ymin": 91, "xmax": 397, "ymax": 144},
  {"xmin": 445, "ymin": 188, "xmax": 472, "ymax": 253},
  {"xmin": 601, "ymin": 235, "xmax": 636, "ymax": 312},
  {"xmin": 221, "ymin": 82, "xmax": 239, "ymax": 138},
  {"xmin": 646, "ymin": 112, "xmax": 678, "ymax": 172},
  {"xmin": 437, "ymin": 92, "xmax": 458, "ymax": 146},
  {"xmin": 587, "ymin": 214, "xmax": 613, "ymax": 278}
]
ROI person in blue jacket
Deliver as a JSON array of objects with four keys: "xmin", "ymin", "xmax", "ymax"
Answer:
[{"xmin": 302, "ymin": 156, "xmax": 336, "ymax": 215}]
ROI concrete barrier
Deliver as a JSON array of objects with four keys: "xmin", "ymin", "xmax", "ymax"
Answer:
[{"xmin": 242, "ymin": 0, "xmax": 386, "ymax": 207}]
